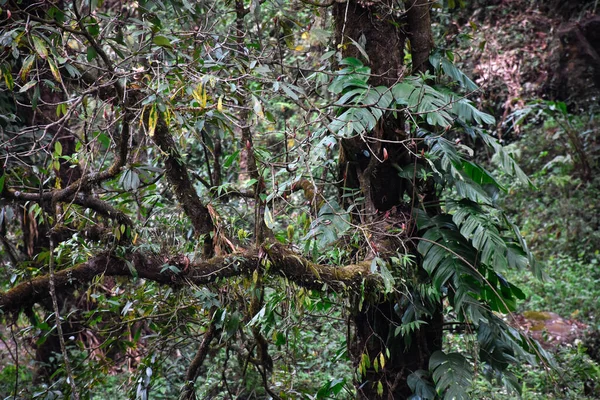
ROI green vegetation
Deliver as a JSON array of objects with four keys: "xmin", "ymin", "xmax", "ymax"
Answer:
[{"xmin": 0, "ymin": 0, "xmax": 598, "ymax": 399}]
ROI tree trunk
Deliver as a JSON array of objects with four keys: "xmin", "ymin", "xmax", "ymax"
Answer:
[{"xmin": 333, "ymin": 2, "xmax": 442, "ymax": 398}]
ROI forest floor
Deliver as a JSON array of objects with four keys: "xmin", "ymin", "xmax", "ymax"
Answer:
[{"xmin": 447, "ymin": 1, "xmax": 600, "ymax": 397}]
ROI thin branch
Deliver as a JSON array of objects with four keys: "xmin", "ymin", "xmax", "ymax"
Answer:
[
  {"xmin": 180, "ymin": 311, "xmax": 221, "ymax": 400},
  {"xmin": 299, "ymin": 0, "xmax": 341, "ymax": 7},
  {"xmin": 3, "ymin": 189, "xmax": 133, "ymax": 228},
  {"xmin": 47, "ymin": 236, "xmax": 80, "ymax": 399}
]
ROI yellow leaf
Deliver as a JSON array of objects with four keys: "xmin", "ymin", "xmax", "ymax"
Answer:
[
  {"xmin": 252, "ymin": 95, "xmax": 264, "ymax": 120},
  {"xmin": 32, "ymin": 35, "xmax": 48, "ymax": 59},
  {"xmin": 201, "ymin": 85, "xmax": 207, "ymax": 108},
  {"xmin": 19, "ymin": 55, "xmax": 35, "ymax": 81},
  {"xmin": 147, "ymin": 104, "xmax": 158, "ymax": 137},
  {"xmin": 3, "ymin": 72, "xmax": 13, "ymax": 91},
  {"xmin": 308, "ymin": 263, "xmax": 321, "ymax": 280},
  {"xmin": 47, "ymin": 58, "xmax": 62, "ymax": 83},
  {"xmin": 192, "ymin": 83, "xmax": 203, "ymax": 104},
  {"xmin": 263, "ymin": 205, "xmax": 275, "ymax": 229},
  {"xmin": 301, "ymin": 32, "xmax": 309, "ymax": 40},
  {"xmin": 252, "ymin": 269, "xmax": 258, "ymax": 284},
  {"xmin": 67, "ymin": 39, "xmax": 82, "ymax": 52},
  {"xmin": 294, "ymin": 45, "xmax": 305, "ymax": 52},
  {"xmin": 379, "ymin": 352, "xmax": 385, "ymax": 370},
  {"xmin": 217, "ymin": 96, "xmax": 223, "ymax": 112}
]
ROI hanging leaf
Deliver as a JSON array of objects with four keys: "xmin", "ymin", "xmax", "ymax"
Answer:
[
  {"xmin": 54, "ymin": 141, "xmax": 62, "ymax": 156},
  {"xmin": 19, "ymin": 80, "xmax": 37, "ymax": 93},
  {"xmin": 19, "ymin": 55, "xmax": 36, "ymax": 81},
  {"xmin": 252, "ymin": 95, "xmax": 264, "ymax": 119},
  {"xmin": 31, "ymin": 35, "xmax": 48, "ymax": 59},
  {"xmin": 86, "ymin": 46, "xmax": 98, "ymax": 62},
  {"xmin": 147, "ymin": 104, "xmax": 158, "ymax": 137},
  {"xmin": 264, "ymin": 205, "xmax": 275, "ymax": 229},
  {"xmin": 47, "ymin": 58, "xmax": 62, "ymax": 83}
]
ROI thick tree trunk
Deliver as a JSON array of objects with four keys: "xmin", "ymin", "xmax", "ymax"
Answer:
[{"xmin": 333, "ymin": 2, "xmax": 442, "ymax": 398}]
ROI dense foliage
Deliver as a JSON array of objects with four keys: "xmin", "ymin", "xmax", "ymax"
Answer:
[{"xmin": 0, "ymin": 0, "xmax": 598, "ymax": 399}]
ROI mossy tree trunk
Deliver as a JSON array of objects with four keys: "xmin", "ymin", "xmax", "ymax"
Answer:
[{"xmin": 333, "ymin": 1, "xmax": 442, "ymax": 398}]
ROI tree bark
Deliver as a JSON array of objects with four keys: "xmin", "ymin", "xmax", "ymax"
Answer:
[{"xmin": 333, "ymin": 2, "xmax": 442, "ymax": 398}]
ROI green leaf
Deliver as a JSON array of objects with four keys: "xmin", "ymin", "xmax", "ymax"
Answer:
[
  {"xmin": 152, "ymin": 35, "xmax": 172, "ymax": 48},
  {"xmin": 86, "ymin": 46, "xmax": 98, "ymax": 62},
  {"xmin": 86, "ymin": 18, "xmax": 100, "ymax": 36},
  {"xmin": 479, "ymin": 132, "xmax": 534, "ymax": 188},
  {"xmin": 460, "ymin": 160, "xmax": 502, "ymax": 189},
  {"xmin": 303, "ymin": 201, "xmax": 350, "ymax": 250},
  {"xmin": 432, "ymin": 53, "xmax": 479, "ymax": 92},
  {"xmin": 347, "ymin": 36, "xmax": 370, "ymax": 62},
  {"xmin": 418, "ymin": 216, "xmax": 479, "ymax": 291},
  {"xmin": 54, "ymin": 141, "xmax": 62, "ymax": 156},
  {"xmin": 339, "ymin": 57, "xmax": 364, "ymax": 67},
  {"xmin": 280, "ymin": 82, "xmax": 299, "ymax": 100},
  {"xmin": 392, "ymin": 82, "xmax": 417, "ymax": 104},
  {"xmin": 452, "ymin": 98, "xmax": 495, "ymax": 125},
  {"xmin": 429, "ymin": 351, "xmax": 471, "ymax": 400},
  {"xmin": 377, "ymin": 259, "xmax": 395, "ymax": 293},
  {"xmin": 119, "ymin": 169, "xmax": 140, "ymax": 191},
  {"xmin": 407, "ymin": 370, "xmax": 436, "ymax": 400},
  {"xmin": 316, "ymin": 378, "xmax": 346, "ymax": 399},
  {"xmin": 223, "ymin": 151, "xmax": 239, "ymax": 168}
]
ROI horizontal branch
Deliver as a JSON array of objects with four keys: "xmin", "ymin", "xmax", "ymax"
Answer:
[
  {"xmin": 2, "ymin": 189, "xmax": 133, "ymax": 228},
  {"xmin": 0, "ymin": 243, "xmax": 377, "ymax": 315}
]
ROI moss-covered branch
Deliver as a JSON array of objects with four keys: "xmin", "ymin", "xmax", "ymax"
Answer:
[
  {"xmin": 149, "ymin": 116, "xmax": 215, "ymax": 256},
  {"xmin": 0, "ymin": 243, "xmax": 377, "ymax": 316}
]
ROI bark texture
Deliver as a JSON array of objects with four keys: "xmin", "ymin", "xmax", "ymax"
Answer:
[
  {"xmin": 333, "ymin": 1, "xmax": 442, "ymax": 398},
  {"xmin": 0, "ymin": 243, "xmax": 378, "ymax": 316}
]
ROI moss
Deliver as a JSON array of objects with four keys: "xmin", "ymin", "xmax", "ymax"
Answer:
[{"xmin": 523, "ymin": 310, "xmax": 553, "ymax": 321}]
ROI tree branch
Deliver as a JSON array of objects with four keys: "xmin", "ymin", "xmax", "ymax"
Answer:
[
  {"xmin": 2, "ymin": 189, "xmax": 133, "ymax": 228},
  {"xmin": 149, "ymin": 116, "xmax": 214, "ymax": 256},
  {"xmin": 299, "ymin": 0, "xmax": 343, "ymax": 7},
  {"xmin": 180, "ymin": 311, "xmax": 221, "ymax": 400},
  {"xmin": 0, "ymin": 243, "xmax": 376, "ymax": 316}
]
